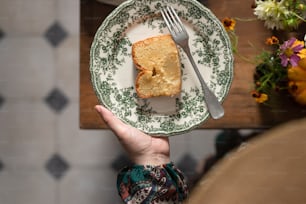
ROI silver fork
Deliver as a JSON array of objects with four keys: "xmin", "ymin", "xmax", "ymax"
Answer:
[{"xmin": 161, "ymin": 6, "xmax": 224, "ymax": 119}]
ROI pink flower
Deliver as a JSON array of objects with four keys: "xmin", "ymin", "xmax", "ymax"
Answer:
[{"xmin": 279, "ymin": 37, "xmax": 304, "ymax": 67}]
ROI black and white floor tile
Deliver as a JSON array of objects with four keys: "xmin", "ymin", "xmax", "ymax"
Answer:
[{"xmin": 0, "ymin": 0, "xmax": 260, "ymax": 203}]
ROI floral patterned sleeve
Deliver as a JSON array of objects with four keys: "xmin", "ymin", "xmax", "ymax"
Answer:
[{"xmin": 117, "ymin": 162, "xmax": 189, "ymax": 204}]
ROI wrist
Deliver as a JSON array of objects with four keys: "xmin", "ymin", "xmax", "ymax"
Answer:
[{"xmin": 132, "ymin": 153, "xmax": 170, "ymax": 166}]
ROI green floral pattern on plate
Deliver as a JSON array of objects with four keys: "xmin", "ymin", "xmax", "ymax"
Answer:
[{"xmin": 90, "ymin": 0, "xmax": 234, "ymax": 136}]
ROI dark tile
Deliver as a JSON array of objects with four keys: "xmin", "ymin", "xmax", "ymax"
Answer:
[
  {"xmin": 45, "ymin": 88, "xmax": 69, "ymax": 113},
  {"xmin": 215, "ymin": 129, "xmax": 242, "ymax": 158},
  {"xmin": 177, "ymin": 153, "xmax": 198, "ymax": 177},
  {"xmin": 44, "ymin": 22, "xmax": 68, "ymax": 47},
  {"xmin": 0, "ymin": 160, "xmax": 4, "ymax": 172},
  {"xmin": 0, "ymin": 95, "xmax": 4, "ymax": 109},
  {"xmin": 111, "ymin": 154, "xmax": 132, "ymax": 171},
  {"xmin": 45, "ymin": 154, "xmax": 70, "ymax": 180},
  {"xmin": 177, "ymin": 153, "xmax": 198, "ymax": 189},
  {"xmin": 0, "ymin": 29, "xmax": 5, "ymax": 41}
]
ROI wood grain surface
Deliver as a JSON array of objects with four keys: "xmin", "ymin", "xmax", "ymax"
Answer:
[{"xmin": 80, "ymin": 0, "xmax": 306, "ymax": 129}]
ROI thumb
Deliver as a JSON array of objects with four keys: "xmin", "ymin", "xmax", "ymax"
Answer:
[{"xmin": 95, "ymin": 105, "xmax": 129, "ymax": 139}]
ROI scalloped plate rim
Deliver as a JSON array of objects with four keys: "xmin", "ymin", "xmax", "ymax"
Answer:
[{"xmin": 90, "ymin": 0, "xmax": 234, "ymax": 136}]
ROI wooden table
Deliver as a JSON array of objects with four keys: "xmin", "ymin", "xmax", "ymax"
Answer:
[{"xmin": 80, "ymin": 0, "xmax": 306, "ymax": 129}]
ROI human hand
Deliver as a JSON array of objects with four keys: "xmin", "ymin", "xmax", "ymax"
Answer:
[{"xmin": 95, "ymin": 105, "xmax": 170, "ymax": 165}]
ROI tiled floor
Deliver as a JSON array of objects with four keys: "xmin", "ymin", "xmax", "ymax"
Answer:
[{"xmin": 0, "ymin": 0, "xmax": 258, "ymax": 204}]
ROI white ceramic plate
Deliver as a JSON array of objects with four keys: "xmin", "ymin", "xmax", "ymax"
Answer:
[{"xmin": 90, "ymin": 0, "xmax": 234, "ymax": 136}]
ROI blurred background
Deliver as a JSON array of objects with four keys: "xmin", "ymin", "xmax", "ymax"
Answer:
[{"xmin": 0, "ymin": 0, "xmax": 261, "ymax": 203}]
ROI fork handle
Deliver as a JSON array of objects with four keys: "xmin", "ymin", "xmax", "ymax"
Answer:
[{"xmin": 183, "ymin": 47, "xmax": 224, "ymax": 119}]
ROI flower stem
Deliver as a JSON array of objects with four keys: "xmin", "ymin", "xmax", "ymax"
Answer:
[
  {"xmin": 292, "ymin": 12, "xmax": 306, "ymax": 23},
  {"xmin": 233, "ymin": 17, "xmax": 258, "ymax": 22}
]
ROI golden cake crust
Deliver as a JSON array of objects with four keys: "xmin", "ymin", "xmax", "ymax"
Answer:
[{"xmin": 132, "ymin": 34, "xmax": 182, "ymax": 98}]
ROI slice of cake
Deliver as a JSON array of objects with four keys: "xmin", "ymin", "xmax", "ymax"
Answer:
[{"xmin": 132, "ymin": 34, "xmax": 182, "ymax": 98}]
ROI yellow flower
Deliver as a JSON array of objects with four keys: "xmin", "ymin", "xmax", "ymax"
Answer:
[
  {"xmin": 251, "ymin": 91, "xmax": 268, "ymax": 103},
  {"xmin": 298, "ymin": 49, "xmax": 306, "ymax": 59},
  {"xmin": 293, "ymin": 39, "xmax": 305, "ymax": 47},
  {"xmin": 293, "ymin": 39, "xmax": 306, "ymax": 59},
  {"xmin": 222, "ymin": 17, "xmax": 236, "ymax": 31}
]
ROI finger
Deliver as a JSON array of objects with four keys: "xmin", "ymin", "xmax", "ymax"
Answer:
[
  {"xmin": 95, "ymin": 105, "xmax": 153, "ymax": 144},
  {"xmin": 94, "ymin": 105, "xmax": 129, "ymax": 139}
]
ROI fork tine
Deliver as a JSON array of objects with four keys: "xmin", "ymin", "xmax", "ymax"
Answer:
[
  {"xmin": 167, "ymin": 6, "xmax": 185, "ymax": 34},
  {"xmin": 161, "ymin": 7, "xmax": 175, "ymax": 36},
  {"xmin": 162, "ymin": 6, "xmax": 188, "ymax": 36}
]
